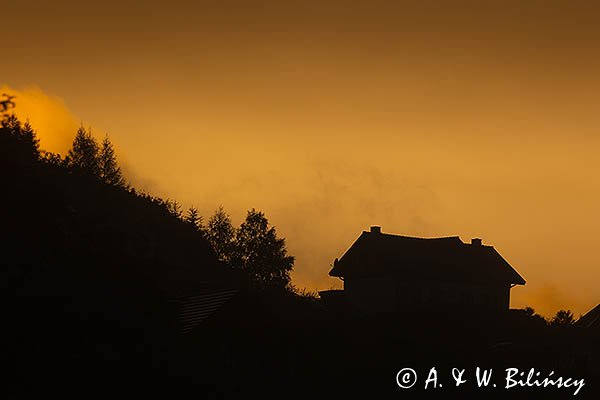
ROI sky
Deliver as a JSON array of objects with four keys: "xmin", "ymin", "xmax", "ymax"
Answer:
[{"xmin": 2, "ymin": 0, "xmax": 599, "ymax": 317}]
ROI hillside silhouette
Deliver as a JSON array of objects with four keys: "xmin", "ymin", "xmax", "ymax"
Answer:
[
  {"xmin": 1, "ymin": 100, "xmax": 240, "ymax": 398},
  {"xmin": 2, "ymin": 95, "xmax": 598, "ymax": 399},
  {"xmin": 0, "ymin": 97, "xmax": 316, "ymax": 398}
]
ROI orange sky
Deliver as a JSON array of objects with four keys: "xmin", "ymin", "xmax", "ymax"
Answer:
[{"xmin": 3, "ymin": 1, "xmax": 599, "ymax": 317}]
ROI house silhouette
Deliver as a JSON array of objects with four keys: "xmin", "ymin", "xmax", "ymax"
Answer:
[{"xmin": 324, "ymin": 226, "xmax": 526, "ymax": 313}]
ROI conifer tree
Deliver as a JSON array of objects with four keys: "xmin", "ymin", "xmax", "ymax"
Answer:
[
  {"xmin": 99, "ymin": 135, "xmax": 124, "ymax": 186},
  {"xmin": 21, "ymin": 121, "xmax": 40, "ymax": 158},
  {"xmin": 66, "ymin": 126, "xmax": 100, "ymax": 176},
  {"xmin": 166, "ymin": 199, "xmax": 183, "ymax": 219},
  {"xmin": 0, "ymin": 114, "xmax": 40, "ymax": 162},
  {"xmin": 184, "ymin": 207, "xmax": 203, "ymax": 231}
]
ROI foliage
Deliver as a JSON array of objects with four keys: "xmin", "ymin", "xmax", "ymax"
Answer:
[
  {"xmin": 165, "ymin": 199, "xmax": 183, "ymax": 219},
  {"xmin": 519, "ymin": 306, "xmax": 548, "ymax": 328},
  {"xmin": 1, "ymin": 111, "xmax": 221, "ymax": 298},
  {"xmin": 550, "ymin": 309, "xmax": 575, "ymax": 327},
  {"xmin": 99, "ymin": 135, "xmax": 125, "ymax": 186},
  {"xmin": 0, "ymin": 113, "xmax": 40, "ymax": 164},
  {"xmin": 184, "ymin": 207, "xmax": 203, "ymax": 232},
  {"xmin": 2, "ymin": 102, "xmax": 296, "ymax": 294},
  {"xmin": 0, "ymin": 93, "xmax": 15, "ymax": 118},
  {"xmin": 64, "ymin": 127, "xmax": 125, "ymax": 187},
  {"xmin": 233, "ymin": 209, "xmax": 294, "ymax": 290},
  {"xmin": 205, "ymin": 207, "xmax": 295, "ymax": 290},
  {"xmin": 66, "ymin": 126, "xmax": 101, "ymax": 175},
  {"xmin": 206, "ymin": 206, "xmax": 236, "ymax": 264},
  {"xmin": 289, "ymin": 284, "xmax": 321, "ymax": 305}
]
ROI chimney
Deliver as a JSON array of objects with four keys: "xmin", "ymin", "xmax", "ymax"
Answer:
[
  {"xmin": 471, "ymin": 238, "xmax": 482, "ymax": 246},
  {"xmin": 370, "ymin": 226, "xmax": 381, "ymax": 234}
]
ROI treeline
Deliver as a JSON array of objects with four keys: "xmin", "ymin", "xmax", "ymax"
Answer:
[
  {"xmin": 517, "ymin": 306, "xmax": 578, "ymax": 328},
  {"xmin": 164, "ymin": 199, "xmax": 295, "ymax": 290},
  {"xmin": 0, "ymin": 93, "xmax": 296, "ymax": 293},
  {"xmin": 65, "ymin": 127, "xmax": 125, "ymax": 186}
]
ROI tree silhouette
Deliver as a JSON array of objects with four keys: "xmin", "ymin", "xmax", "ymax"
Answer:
[
  {"xmin": 0, "ymin": 93, "xmax": 15, "ymax": 119},
  {"xmin": 165, "ymin": 199, "xmax": 183, "ymax": 219},
  {"xmin": 233, "ymin": 209, "xmax": 294, "ymax": 290},
  {"xmin": 20, "ymin": 121, "xmax": 40, "ymax": 158},
  {"xmin": 519, "ymin": 306, "xmax": 548, "ymax": 328},
  {"xmin": 206, "ymin": 206, "xmax": 236, "ymax": 264},
  {"xmin": 523, "ymin": 306, "xmax": 536, "ymax": 317},
  {"xmin": 0, "ymin": 114, "xmax": 40, "ymax": 163},
  {"xmin": 99, "ymin": 135, "xmax": 125, "ymax": 186},
  {"xmin": 185, "ymin": 207, "xmax": 203, "ymax": 232},
  {"xmin": 550, "ymin": 309, "xmax": 575, "ymax": 327},
  {"xmin": 66, "ymin": 126, "xmax": 100, "ymax": 176}
]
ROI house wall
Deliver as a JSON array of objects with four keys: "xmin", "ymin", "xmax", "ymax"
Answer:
[
  {"xmin": 498, "ymin": 285, "xmax": 510, "ymax": 310},
  {"xmin": 345, "ymin": 276, "xmax": 511, "ymax": 313},
  {"xmin": 403, "ymin": 280, "xmax": 511, "ymax": 311},
  {"xmin": 399, "ymin": 280, "xmax": 510, "ymax": 311},
  {"xmin": 344, "ymin": 277, "xmax": 397, "ymax": 313}
]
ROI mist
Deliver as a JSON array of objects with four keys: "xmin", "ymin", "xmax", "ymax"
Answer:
[{"xmin": 4, "ymin": 0, "xmax": 600, "ymax": 317}]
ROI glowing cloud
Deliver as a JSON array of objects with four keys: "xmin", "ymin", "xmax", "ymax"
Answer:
[{"xmin": 0, "ymin": 85, "xmax": 79, "ymax": 155}]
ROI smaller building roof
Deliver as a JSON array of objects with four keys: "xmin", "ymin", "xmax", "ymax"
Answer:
[
  {"xmin": 329, "ymin": 228, "xmax": 526, "ymax": 285},
  {"xmin": 576, "ymin": 304, "xmax": 600, "ymax": 330}
]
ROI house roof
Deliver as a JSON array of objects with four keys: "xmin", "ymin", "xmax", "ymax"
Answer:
[
  {"xmin": 576, "ymin": 304, "xmax": 600, "ymax": 330},
  {"xmin": 329, "ymin": 229, "xmax": 526, "ymax": 285}
]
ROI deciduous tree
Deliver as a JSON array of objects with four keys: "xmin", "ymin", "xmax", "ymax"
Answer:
[
  {"xmin": 233, "ymin": 209, "xmax": 294, "ymax": 290},
  {"xmin": 206, "ymin": 207, "xmax": 235, "ymax": 264}
]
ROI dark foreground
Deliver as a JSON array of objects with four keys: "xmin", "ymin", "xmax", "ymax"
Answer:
[{"xmin": 4, "ymin": 287, "xmax": 599, "ymax": 400}]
